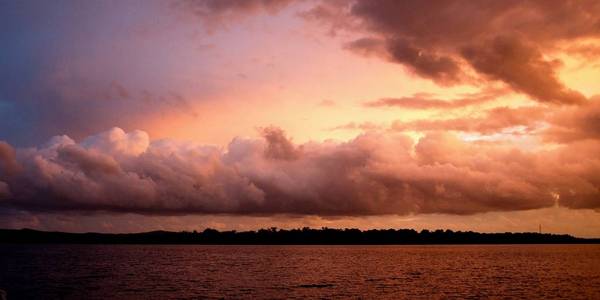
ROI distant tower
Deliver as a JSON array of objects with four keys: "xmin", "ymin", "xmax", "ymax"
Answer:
[{"xmin": 539, "ymin": 224, "xmax": 542, "ymax": 234}]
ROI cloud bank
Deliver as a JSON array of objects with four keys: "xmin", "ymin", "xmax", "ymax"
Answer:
[{"xmin": 1, "ymin": 126, "xmax": 599, "ymax": 216}]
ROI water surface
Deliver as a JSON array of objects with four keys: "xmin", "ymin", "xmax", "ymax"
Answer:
[{"xmin": 1, "ymin": 244, "xmax": 599, "ymax": 299}]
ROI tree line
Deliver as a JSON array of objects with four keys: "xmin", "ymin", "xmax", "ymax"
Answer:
[{"xmin": 1, "ymin": 227, "xmax": 598, "ymax": 244}]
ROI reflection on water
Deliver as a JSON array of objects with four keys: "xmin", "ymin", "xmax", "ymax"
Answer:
[{"xmin": 0, "ymin": 244, "xmax": 599, "ymax": 299}]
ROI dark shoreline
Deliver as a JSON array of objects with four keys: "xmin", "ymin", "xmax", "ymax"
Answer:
[{"xmin": 2, "ymin": 228, "xmax": 599, "ymax": 245}]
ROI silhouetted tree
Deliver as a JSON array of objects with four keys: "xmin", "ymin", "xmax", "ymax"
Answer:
[{"xmin": 0, "ymin": 228, "xmax": 596, "ymax": 245}]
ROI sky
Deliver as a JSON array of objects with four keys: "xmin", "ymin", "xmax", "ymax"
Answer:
[{"xmin": 1, "ymin": 0, "xmax": 600, "ymax": 237}]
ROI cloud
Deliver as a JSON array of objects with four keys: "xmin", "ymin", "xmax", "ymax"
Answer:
[
  {"xmin": 318, "ymin": 99, "xmax": 336, "ymax": 107},
  {"xmin": 299, "ymin": 0, "xmax": 357, "ymax": 36},
  {"xmin": 1, "ymin": 126, "xmax": 599, "ymax": 216},
  {"xmin": 386, "ymin": 38, "xmax": 463, "ymax": 85},
  {"xmin": 543, "ymin": 96, "xmax": 600, "ymax": 142},
  {"xmin": 345, "ymin": 37, "xmax": 465, "ymax": 85},
  {"xmin": 0, "ymin": 181, "xmax": 10, "ymax": 199},
  {"xmin": 391, "ymin": 106, "xmax": 548, "ymax": 134},
  {"xmin": 367, "ymin": 97, "xmax": 600, "ymax": 143},
  {"xmin": 314, "ymin": 0, "xmax": 600, "ymax": 104},
  {"xmin": 182, "ymin": 0, "xmax": 294, "ymax": 15},
  {"xmin": 382, "ymin": 98, "xmax": 600, "ymax": 143},
  {"xmin": 80, "ymin": 128, "xmax": 150, "ymax": 157},
  {"xmin": 260, "ymin": 126, "xmax": 302, "ymax": 160},
  {"xmin": 0, "ymin": 142, "xmax": 20, "ymax": 177},
  {"xmin": 177, "ymin": 0, "xmax": 295, "ymax": 30},
  {"xmin": 57, "ymin": 145, "xmax": 122, "ymax": 177},
  {"xmin": 329, "ymin": 122, "xmax": 381, "ymax": 131},
  {"xmin": 365, "ymin": 88, "xmax": 508, "ymax": 109},
  {"xmin": 461, "ymin": 36, "xmax": 586, "ymax": 105},
  {"xmin": 565, "ymin": 43, "xmax": 600, "ymax": 60}
]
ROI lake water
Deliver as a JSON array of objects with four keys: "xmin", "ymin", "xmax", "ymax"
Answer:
[{"xmin": 0, "ymin": 244, "xmax": 599, "ymax": 299}]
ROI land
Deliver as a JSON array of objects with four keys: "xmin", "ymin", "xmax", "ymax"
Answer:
[{"xmin": 1, "ymin": 228, "xmax": 599, "ymax": 244}]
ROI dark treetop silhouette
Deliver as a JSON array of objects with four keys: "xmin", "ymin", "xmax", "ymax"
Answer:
[{"xmin": 1, "ymin": 228, "xmax": 598, "ymax": 244}]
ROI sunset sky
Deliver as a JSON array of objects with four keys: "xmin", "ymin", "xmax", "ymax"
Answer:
[{"xmin": 1, "ymin": 0, "xmax": 600, "ymax": 237}]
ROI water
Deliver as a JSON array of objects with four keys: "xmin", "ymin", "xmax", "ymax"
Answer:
[{"xmin": 0, "ymin": 244, "xmax": 599, "ymax": 299}]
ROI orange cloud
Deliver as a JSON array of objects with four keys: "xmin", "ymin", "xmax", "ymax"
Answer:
[
  {"xmin": 365, "ymin": 88, "xmax": 508, "ymax": 109},
  {"xmin": 543, "ymin": 96, "xmax": 600, "ymax": 142},
  {"xmin": 314, "ymin": 0, "xmax": 600, "ymax": 104},
  {"xmin": 391, "ymin": 106, "xmax": 548, "ymax": 134}
]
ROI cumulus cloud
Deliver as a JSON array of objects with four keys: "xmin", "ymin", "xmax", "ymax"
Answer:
[
  {"xmin": 315, "ymin": 0, "xmax": 600, "ymax": 104},
  {"xmin": 260, "ymin": 126, "xmax": 302, "ymax": 160},
  {"xmin": 80, "ymin": 128, "xmax": 150, "ymax": 157},
  {"xmin": 1, "ymin": 126, "xmax": 599, "ymax": 216}
]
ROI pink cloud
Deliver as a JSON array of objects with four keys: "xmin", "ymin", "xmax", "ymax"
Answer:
[{"xmin": 1, "ymin": 126, "xmax": 599, "ymax": 216}]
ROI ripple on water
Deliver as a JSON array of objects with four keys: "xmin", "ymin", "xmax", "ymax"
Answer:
[{"xmin": 0, "ymin": 245, "xmax": 599, "ymax": 299}]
